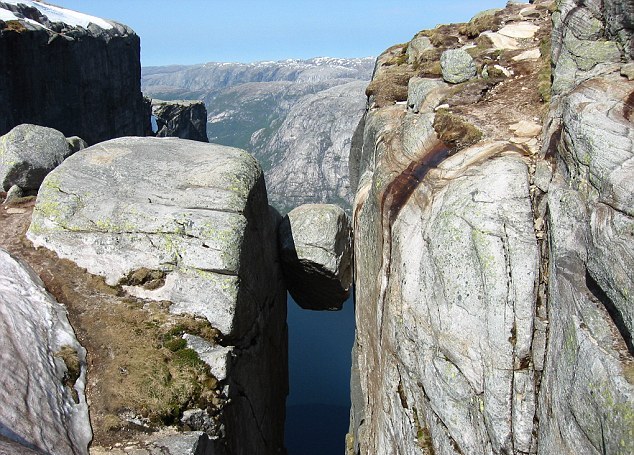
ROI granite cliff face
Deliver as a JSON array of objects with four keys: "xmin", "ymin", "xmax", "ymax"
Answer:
[
  {"xmin": 142, "ymin": 58, "xmax": 373, "ymax": 213},
  {"xmin": 348, "ymin": 1, "xmax": 634, "ymax": 454},
  {"xmin": 0, "ymin": 1, "xmax": 147, "ymax": 145},
  {"xmin": 151, "ymin": 100, "xmax": 209, "ymax": 142}
]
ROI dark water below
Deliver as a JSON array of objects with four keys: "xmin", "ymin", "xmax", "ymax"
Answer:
[{"xmin": 285, "ymin": 292, "xmax": 355, "ymax": 455}]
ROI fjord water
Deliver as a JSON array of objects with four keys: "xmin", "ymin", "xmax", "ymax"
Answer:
[{"xmin": 285, "ymin": 292, "xmax": 355, "ymax": 454}]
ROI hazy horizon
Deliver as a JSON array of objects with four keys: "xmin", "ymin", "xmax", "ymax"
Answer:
[{"xmin": 50, "ymin": 0, "xmax": 515, "ymax": 66}]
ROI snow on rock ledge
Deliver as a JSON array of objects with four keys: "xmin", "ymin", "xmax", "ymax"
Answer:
[{"xmin": 0, "ymin": 247, "xmax": 91, "ymax": 454}]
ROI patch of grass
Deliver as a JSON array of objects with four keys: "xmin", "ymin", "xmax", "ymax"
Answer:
[
  {"xmin": 458, "ymin": 13, "xmax": 502, "ymax": 38},
  {"xmin": 433, "ymin": 109, "xmax": 483, "ymax": 149},
  {"xmin": 366, "ymin": 65, "xmax": 416, "ymax": 107},
  {"xmin": 537, "ymin": 37, "xmax": 552, "ymax": 103},
  {"xmin": 55, "ymin": 345, "xmax": 81, "ymax": 402},
  {"xmin": 90, "ymin": 304, "xmax": 222, "ymax": 428},
  {"xmin": 418, "ymin": 24, "xmax": 462, "ymax": 48},
  {"xmin": 1, "ymin": 20, "xmax": 27, "ymax": 33},
  {"xmin": 413, "ymin": 407, "xmax": 435, "ymax": 454}
]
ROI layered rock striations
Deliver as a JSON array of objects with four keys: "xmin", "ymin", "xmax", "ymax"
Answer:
[
  {"xmin": 0, "ymin": 248, "xmax": 91, "ymax": 454},
  {"xmin": 24, "ymin": 137, "xmax": 287, "ymax": 454},
  {"xmin": 538, "ymin": 1, "xmax": 634, "ymax": 453},
  {"xmin": 0, "ymin": 1, "xmax": 147, "ymax": 145},
  {"xmin": 348, "ymin": 1, "xmax": 634, "ymax": 454},
  {"xmin": 142, "ymin": 58, "xmax": 374, "ymax": 213}
]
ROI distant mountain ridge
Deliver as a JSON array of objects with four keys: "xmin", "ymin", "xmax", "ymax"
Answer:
[{"xmin": 142, "ymin": 57, "xmax": 374, "ymax": 213}]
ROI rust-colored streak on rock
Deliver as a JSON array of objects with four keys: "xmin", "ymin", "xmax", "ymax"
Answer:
[{"xmin": 382, "ymin": 140, "xmax": 451, "ymax": 228}]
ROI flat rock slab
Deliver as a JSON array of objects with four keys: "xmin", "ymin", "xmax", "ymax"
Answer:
[
  {"xmin": 509, "ymin": 120, "xmax": 542, "ymax": 137},
  {"xmin": 279, "ymin": 203, "xmax": 352, "ymax": 310},
  {"xmin": 0, "ymin": 248, "xmax": 91, "ymax": 454},
  {"xmin": 27, "ymin": 137, "xmax": 266, "ymax": 337},
  {"xmin": 512, "ymin": 48, "xmax": 541, "ymax": 61},
  {"xmin": 482, "ymin": 31, "xmax": 520, "ymax": 50},
  {"xmin": 498, "ymin": 22, "xmax": 540, "ymax": 39}
]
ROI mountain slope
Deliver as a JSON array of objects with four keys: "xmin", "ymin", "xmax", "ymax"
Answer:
[{"xmin": 142, "ymin": 58, "xmax": 374, "ymax": 213}]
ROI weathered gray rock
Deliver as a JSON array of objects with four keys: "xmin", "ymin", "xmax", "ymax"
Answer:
[
  {"xmin": 350, "ymin": 125, "xmax": 540, "ymax": 453},
  {"xmin": 0, "ymin": 1, "xmax": 147, "ymax": 144},
  {"xmin": 407, "ymin": 77, "xmax": 447, "ymax": 113},
  {"xmin": 279, "ymin": 203, "xmax": 352, "ymax": 311},
  {"xmin": 622, "ymin": 63, "xmax": 634, "ymax": 80},
  {"xmin": 349, "ymin": 1, "xmax": 634, "ymax": 454},
  {"xmin": 2, "ymin": 184, "xmax": 23, "ymax": 204},
  {"xmin": 27, "ymin": 137, "xmax": 287, "ymax": 455},
  {"xmin": 91, "ymin": 431, "xmax": 225, "ymax": 455},
  {"xmin": 0, "ymin": 124, "xmax": 73, "ymax": 191},
  {"xmin": 538, "ymin": 1, "xmax": 634, "ymax": 453},
  {"xmin": 0, "ymin": 247, "xmax": 91, "ymax": 454},
  {"xmin": 551, "ymin": 0, "xmax": 629, "ymax": 95},
  {"xmin": 406, "ymin": 36, "xmax": 433, "ymax": 64},
  {"xmin": 151, "ymin": 100, "xmax": 208, "ymax": 142},
  {"xmin": 66, "ymin": 136, "xmax": 88, "ymax": 153},
  {"xmin": 537, "ymin": 180, "xmax": 634, "ymax": 455},
  {"xmin": 440, "ymin": 49, "xmax": 477, "ymax": 84}
]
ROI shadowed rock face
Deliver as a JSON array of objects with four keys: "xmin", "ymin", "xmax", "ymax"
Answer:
[
  {"xmin": 151, "ymin": 100, "xmax": 209, "ymax": 142},
  {"xmin": 0, "ymin": 2, "xmax": 147, "ymax": 145},
  {"xmin": 279, "ymin": 204, "xmax": 353, "ymax": 311},
  {"xmin": 348, "ymin": 1, "xmax": 634, "ymax": 454},
  {"xmin": 0, "ymin": 248, "xmax": 91, "ymax": 454},
  {"xmin": 26, "ymin": 137, "xmax": 287, "ymax": 455}
]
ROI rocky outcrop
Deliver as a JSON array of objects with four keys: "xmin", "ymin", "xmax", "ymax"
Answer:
[
  {"xmin": 27, "ymin": 137, "xmax": 287, "ymax": 455},
  {"xmin": 142, "ymin": 58, "xmax": 374, "ymax": 213},
  {"xmin": 536, "ymin": 1, "xmax": 634, "ymax": 453},
  {"xmin": 348, "ymin": 1, "xmax": 634, "ymax": 454},
  {"xmin": 279, "ymin": 204, "xmax": 353, "ymax": 311},
  {"xmin": 0, "ymin": 124, "xmax": 75, "ymax": 191},
  {"xmin": 151, "ymin": 100, "xmax": 209, "ymax": 142},
  {"xmin": 0, "ymin": 247, "xmax": 91, "ymax": 454},
  {"xmin": 0, "ymin": 1, "xmax": 147, "ymax": 145}
]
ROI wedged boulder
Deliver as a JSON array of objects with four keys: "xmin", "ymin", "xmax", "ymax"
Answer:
[
  {"xmin": 0, "ymin": 124, "xmax": 73, "ymax": 191},
  {"xmin": 279, "ymin": 203, "xmax": 352, "ymax": 311},
  {"xmin": 440, "ymin": 49, "xmax": 476, "ymax": 84},
  {"xmin": 151, "ymin": 100, "xmax": 209, "ymax": 142},
  {"xmin": 26, "ymin": 136, "xmax": 287, "ymax": 454},
  {"xmin": 0, "ymin": 247, "xmax": 91, "ymax": 454}
]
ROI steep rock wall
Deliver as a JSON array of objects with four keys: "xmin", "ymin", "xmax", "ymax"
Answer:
[
  {"xmin": 348, "ymin": 1, "xmax": 634, "ymax": 454},
  {"xmin": 0, "ymin": 1, "xmax": 147, "ymax": 145},
  {"xmin": 151, "ymin": 100, "xmax": 209, "ymax": 142}
]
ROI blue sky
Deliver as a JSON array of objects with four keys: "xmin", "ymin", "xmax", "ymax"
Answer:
[{"xmin": 52, "ymin": 1, "xmax": 514, "ymax": 66}]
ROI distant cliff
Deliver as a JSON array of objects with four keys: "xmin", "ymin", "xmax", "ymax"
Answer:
[
  {"xmin": 348, "ymin": 0, "xmax": 634, "ymax": 454},
  {"xmin": 142, "ymin": 58, "xmax": 374, "ymax": 213},
  {"xmin": 0, "ymin": 1, "xmax": 147, "ymax": 145}
]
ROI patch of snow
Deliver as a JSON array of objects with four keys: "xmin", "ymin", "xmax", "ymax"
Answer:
[
  {"xmin": 0, "ymin": 7, "xmax": 41, "ymax": 28},
  {"xmin": 2, "ymin": 0, "xmax": 113, "ymax": 30}
]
